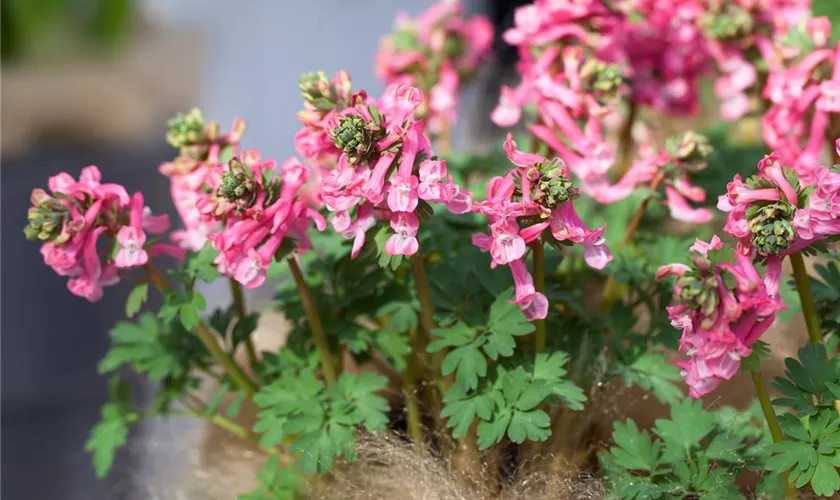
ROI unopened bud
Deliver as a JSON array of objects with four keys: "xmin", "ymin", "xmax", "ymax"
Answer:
[
  {"xmin": 581, "ymin": 60, "xmax": 623, "ymax": 100},
  {"xmin": 703, "ymin": 4, "xmax": 754, "ymax": 41},
  {"xmin": 331, "ymin": 115, "xmax": 377, "ymax": 165},
  {"xmin": 218, "ymin": 158, "xmax": 257, "ymax": 212},
  {"xmin": 166, "ymin": 108, "xmax": 206, "ymax": 150},
  {"xmin": 747, "ymin": 202, "xmax": 796, "ymax": 255},
  {"xmin": 667, "ymin": 131, "xmax": 713, "ymax": 170},
  {"xmin": 299, "ymin": 71, "xmax": 338, "ymax": 112},
  {"xmin": 24, "ymin": 198, "xmax": 72, "ymax": 243},
  {"xmin": 534, "ymin": 159, "xmax": 579, "ymax": 209}
]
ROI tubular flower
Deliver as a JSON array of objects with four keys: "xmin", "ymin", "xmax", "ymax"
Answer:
[
  {"xmin": 471, "ymin": 134, "xmax": 612, "ymax": 320},
  {"xmin": 658, "ymin": 236, "xmax": 784, "ymax": 398},
  {"xmin": 375, "ymin": 0, "xmax": 493, "ymax": 132},
  {"xmin": 201, "ymin": 152, "xmax": 326, "ymax": 289},
  {"xmin": 320, "ymin": 84, "xmax": 471, "ymax": 258},
  {"xmin": 159, "ymin": 110, "xmax": 246, "ymax": 251},
  {"xmin": 762, "ymin": 40, "xmax": 840, "ymax": 179},
  {"xmin": 25, "ymin": 166, "xmax": 175, "ymax": 302}
]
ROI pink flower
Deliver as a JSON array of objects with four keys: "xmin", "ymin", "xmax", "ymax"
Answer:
[
  {"xmin": 387, "ymin": 174, "xmax": 420, "ymax": 212},
  {"xmin": 115, "ymin": 193, "xmax": 149, "ymax": 268},
  {"xmin": 509, "ymin": 259, "xmax": 548, "ymax": 321},
  {"xmin": 385, "ymin": 212, "xmax": 419, "ymax": 256},
  {"xmin": 659, "ymin": 236, "xmax": 784, "ymax": 398}
]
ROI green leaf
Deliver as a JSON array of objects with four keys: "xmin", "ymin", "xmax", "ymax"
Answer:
[
  {"xmin": 85, "ymin": 403, "xmax": 132, "ymax": 478},
  {"xmin": 741, "ymin": 340, "xmax": 771, "ymax": 373},
  {"xmin": 293, "ymin": 422, "xmax": 355, "ymax": 474},
  {"xmin": 440, "ymin": 388, "xmax": 495, "ymax": 438},
  {"xmin": 428, "ymin": 322, "xmax": 476, "ymax": 352},
  {"xmin": 226, "ymin": 390, "xmax": 246, "ymax": 418},
  {"xmin": 654, "ymin": 399, "xmax": 715, "ymax": 457},
  {"xmin": 507, "ymin": 408, "xmax": 551, "ymax": 444},
  {"xmin": 335, "ymin": 372, "xmax": 390, "ymax": 432},
  {"xmin": 238, "ymin": 454, "xmax": 299, "ymax": 500},
  {"xmin": 531, "ymin": 351, "xmax": 586, "ymax": 410},
  {"xmin": 180, "ymin": 302, "xmax": 200, "ymax": 329},
  {"xmin": 125, "ymin": 283, "xmax": 148, "ymax": 318},
  {"xmin": 441, "ymin": 341, "xmax": 487, "ymax": 391},
  {"xmin": 477, "ymin": 411, "xmax": 511, "ymax": 450},
  {"xmin": 619, "ymin": 352, "xmax": 684, "ymax": 404},
  {"xmin": 607, "ymin": 419, "xmax": 662, "ymax": 472},
  {"xmin": 487, "ymin": 288, "xmax": 535, "ymax": 336},
  {"xmin": 98, "ymin": 314, "xmax": 199, "ymax": 381},
  {"xmin": 812, "ymin": 455, "xmax": 840, "ymax": 497}
]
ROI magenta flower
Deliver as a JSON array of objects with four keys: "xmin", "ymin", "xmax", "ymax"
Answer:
[
  {"xmin": 25, "ymin": 166, "xmax": 171, "ymax": 302},
  {"xmin": 471, "ymin": 134, "xmax": 612, "ymax": 320},
  {"xmin": 317, "ymin": 83, "xmax": 471, "ymax": 258},
  {"xmin": 658, "ymin": 235, "xmax": 784, "ymax": 398},
  {"xmin": 202, "ymin": 153, "xmax": 325, "ymax": 289},
  {"xmin": 160, "ymin": 111, "xmax": 246, "ymax": 251},
  {"xmin": 718, "ymin": 151, "xmax": 840, "ymax": 293},
  {"xmin": 375, "ymin": 0, "xmax": 492, "ymax": 131}
]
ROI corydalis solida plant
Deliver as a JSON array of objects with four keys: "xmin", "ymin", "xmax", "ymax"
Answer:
[{"xmin": 21, "ymin": 1, "xmax": 840, "ymax": 498}]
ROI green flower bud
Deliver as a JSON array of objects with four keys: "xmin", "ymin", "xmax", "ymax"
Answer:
[
  {"xmin": 331, "ymin": 115, "xmax": 377, "ymax": 165},
  {"xmin": 703, "ymin": 5, "xmax": 754, "ymax": 41},
  {"xmin": 299, "ymin": 71, "xmax": 338, "ymax": 112},
  {"xmin": 534, "ymin": 159, "xmax": 579, "ymax": 209},
  {"xmin": 166, "ymin": 108, "xmax": 206, "ymax": 150},
  {"xmin": 218, "ymin": 158, "xmax": 257, "ymax": 211},
  {"xmin": 666, "ymin": 131, "xmax": 713, "ymax": 170},
  {"xmin": 581, "ymin": 60, "xmax": 623, "ymax": 100},
  {"xmin": 24, "ymin": 198, "xmax": 72, "ymax": 243},
  {"xmin": 747, "ymin": 201, "xmax": 796, "ymax": 255},
  {"xmin": 676, "ymin": 275, "xmax": 720, "ymax": 319}
]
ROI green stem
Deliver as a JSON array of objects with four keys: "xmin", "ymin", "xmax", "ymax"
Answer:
[
  {"xmin": 613, "ymin": 99, "xmax": 638, "ymax": 181},
  {"xmin": 403, "ymin": 330, "xmax": 425, "ymax": 450},
  {"xmin": 531, "ymin": 240, "xmax": 547, "ymax": 353},
  {"xmin": 178, "ymin": 397, "xmax": 271, "ymax": 453},
  {"xmin": 751, "ymin": 370, "xmax": 796, "ymax": 499},
  {"xmin": 790, "ymin": 252, "xmax": 822, "ymax": 344},
  {"xmin": 143, "ymin": 264, "xmax": 256, "ymax": 396},
  {"xmin": 287, "ymin": 256, "xmax": 337, "ymax": 384},
  {"xmin": 229, "ymin": 278, "xmax": 258, "ymax": 369}
]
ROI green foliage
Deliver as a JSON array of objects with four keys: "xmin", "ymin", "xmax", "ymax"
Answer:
[
  {"xmin": 441, "ymin": 351, "xmax": 584, "ymax": 448},
  {"xmin": 765, "ymin": 343, "xmax": 840, "ymax": 496},
  {"xmin": 772, "ymin": 343, "xmax": 840, "ymax": 417},
  {"xmin": 238, "ymin": 455, "xmax": 301, "ymax": 500},
  {"xmin": 428, "ymin": 289, "xmax": 533, "ymax": 391},
  {"xmin": 808, "ymin": 253, "xmax": 840, "ymax": 338},
  {"xmin": 600, "ymin": 400, "xmax": 773, "ymax": 499},
  {"xmin": 125, "ymin": 283, "xmax": 149, "ymax": 318},
  {"xmin": 85, "ymin": 377, "xmax": 138, "ymax": 478},
  {"xmin": 254, "ymin": 369, "xmax": 390, "ymax": 474}
]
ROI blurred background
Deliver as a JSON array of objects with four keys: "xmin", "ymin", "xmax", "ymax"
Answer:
[{"xmin": 0, "ymin": 0, "xmax": 523, "ymax": 498}]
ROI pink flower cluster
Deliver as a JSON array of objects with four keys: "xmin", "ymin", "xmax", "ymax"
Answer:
[
  {"xmin": 376, "ymin": 0, "xmax": 493, "ymax": 134},
  {"xmin": 718, "ymin": 151, "xmax": 840, "ymax": 289},
  {"xmin": 472, "ymin": 134, "xmax": 612, "ymax": 320},
  {"xmin": 320, "ymin": 84, "xmax": 471, "ymax": 258},
  {"xmin": 601, "ymin": 132, "xmax": 714, "ymax": 224},
  {"xmin": 26, "ymin": 166, "xmax": 177, "ymax": 302},
  {"xmin": 159, "ymin": 110, "xmax": 246, "ymax": 251},
  {"xmin": 763, "ymin": 40, "xmax": 840, "ymax": 177},
  {"xmin": 198, "ymin": 152, "xmax": 326, "ymax": 289},
  {"xmin": 658, "ymin": 236, "xmax": 784, "ymax": 398},
  {"xmin": 493, "ymin": 44, "xmax": 622, "ymax": 198}
]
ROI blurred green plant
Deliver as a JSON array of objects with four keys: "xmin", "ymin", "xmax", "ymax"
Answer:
[{"xmin": 2, "ymin": 0, "xmax": 136, "ymax": 63}]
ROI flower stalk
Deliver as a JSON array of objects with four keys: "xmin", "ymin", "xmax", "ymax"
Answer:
[
  {"xmin": 230, "ymin": 278, "xmax": 259, "ymax": 369},
  {"xmin": 288, "ymin": 255, "xmax": 337, "ymax": 383},
  {"xmin": 143, "ymin": 263, "xmax": 257, "ymax": 396},
  {"xmin": 790, "ymin": 252, "xmax": 823, "ymax": 344},
  {"xmin": 750, "ymin": 369, "xmax": 796, "ymax": 499}
]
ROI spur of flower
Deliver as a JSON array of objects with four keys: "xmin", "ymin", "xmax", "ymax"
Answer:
[
  {"xmin": 657, "ymin": 235, "xmax": 784, "ymax": 398},
  {"xmin": 198, "ymin": 151, "xmax": 326, "ymax": 289},
  {"xmin": 24, "ymin": 166, "xmax": 178, "ymax": 302},
  {"xmin": 471, "ymin": 134, "xmax": 612, "ymax": 320}
]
